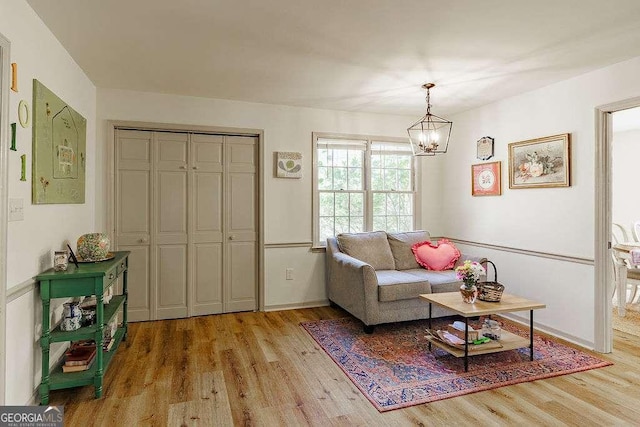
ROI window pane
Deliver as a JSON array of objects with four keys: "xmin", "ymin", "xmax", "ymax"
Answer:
[
  {"xmin": 348, "ymin": 150, "xmax": 363, "ymax": 168},
  {"xmin": 318, "ymin": 166, "xmax": 331, "ymax": 190},
  {"xmin": 371, "ymin": 153, "xmax": 382, "ymax": 168},
  {"xmin": 384, "ymin": 154, "xmax": 398, "ymax": 169},
  {"xmin": 373, "ymin": 216, "xmax": 385, "ymax": 231},
  {"xmin": 398, "ymin": 194, "xmax": 413, "ymax": 215},
  {"xmin": 371, "ymin": 169, "xmax": 383, "ymax": 191},
  {"xmin": 348, "ymin": 167, "xmax": 362, "ymax": 190},
  {"xmin": 334, "ymin": 193, "xmax": 349, "ymax": 216},
  {"xmin": 319, "ymin": 217, "xmax": 335, "ymax": 242},
  {"xmin": 372, "ymin": 193, "xmax": 385, "ymax": 216},
  {"xmin": 350, "ymin": 193, "xmax": 363, "ymax": 216},
  {"xmin": 333, "ymin": 167, "xmax": 347, "ymax": 190},
  {"xmin": 399, "ymin": 215, "xmax": 413, "ymax": 231},
  {"xmin": 384, "ymin": 169, "xmax": 398, "ymax": 191},
  {"xmin": 397, "ymin": 169, "xmax": 411, "ymax": 191},
  {"xmin": 335, "ymin": 216, "xmax": 350, "ymax": 235},
  {"xmin": 349, "ymin": 220, "xmax": 364, "ymax": 233},
  {"xmin": 333, "ymin": 150, "xmax": 348, "ymax": 167},
  {"xmin": 319, "ymin": 192, "xmax": 334, "ymax": 216}
]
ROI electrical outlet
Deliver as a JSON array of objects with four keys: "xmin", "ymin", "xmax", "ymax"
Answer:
[{"xmin": 286, "ymin": 268, "xmax": 294, "ymax": 280}]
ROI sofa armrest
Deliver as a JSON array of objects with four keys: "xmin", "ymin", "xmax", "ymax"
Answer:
[{"xmin": 326, "ymin": 238, "xmax": 378, "ymax": 323}]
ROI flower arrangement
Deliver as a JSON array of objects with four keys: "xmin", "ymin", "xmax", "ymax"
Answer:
[{"xmin": 455, "ymin": 260, "xmax": 486, "ymax": 289}]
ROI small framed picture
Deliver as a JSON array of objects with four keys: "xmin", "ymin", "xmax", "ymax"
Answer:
[
  {"xmin": 476, "ymin": 136, "xmax": 494, "ymax": 160},
  {"xmin": 472, "ymin": 161, "xmax": 501, "ymax": 196},
  {"xmin": 276, "ymin": 151, "xmax": 303, "ymax": 178}
]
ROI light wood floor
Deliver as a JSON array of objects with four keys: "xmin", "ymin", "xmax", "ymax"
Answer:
[{"xmin": 48, "ymin": 306, "xmax": 640, "ymax": 426}]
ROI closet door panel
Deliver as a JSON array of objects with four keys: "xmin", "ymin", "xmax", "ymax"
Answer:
[
  {"xmin": 226, "ymin": 241, "xmax": 256, "ymax": 312},
  {"xmin": 156, "ymin": 244, "xmax": 188, "ymax": 319},
  {"xmin": 115, "ymin": 130, "xmax": 152, "ymax": 321},
  {"xmin": 156, "ymin": 171, "xmax": 188, "ymax": 243},
  {"xmin": 118, "ymin": 245, "xmax": 150, "ymax": 321},
  {"xmin": 192, "ymin": 243, "xmax": 223, "ymax": 315},
  {"xmin": 156, "ymin": 133, "xmax": 188, "ymax": 169}
]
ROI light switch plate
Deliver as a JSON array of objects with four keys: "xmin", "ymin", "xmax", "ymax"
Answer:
[{"xmin": 9, "ymin": 198, "xmax": 24, "ymax": 221}]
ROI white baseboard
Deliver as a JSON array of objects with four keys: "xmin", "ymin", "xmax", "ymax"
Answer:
[{"xmin": 264, "ymin": 300, "xmax": 329, "ymax": 312}]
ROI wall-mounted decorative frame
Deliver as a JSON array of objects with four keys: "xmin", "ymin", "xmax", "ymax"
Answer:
[
  {"xmin": 32, "ymin": 79, "xmax": 87, "ymax": 204},
  {"xmin": 10, "ymin": 123, "xmax": 16, "ymax": 151},
  {"xmin": 276, "ymin": 151, "xmax": 302, "ymax": 178},
  {"xmin": 18, "ymin": 100, "xmax": 29, "ymax": 127},
  {"xmin": 472, "ymin": 161, "xmax": 501, "ymax": 196},
  {"xmin": 20, "ymin": 154, "xmax": 26, "ymax": 181},
  {"xmin": 508, "ymin": 133, "xmax": 570, "ymax": 189},
  {"xmin": 10, "ymin": 62, "xmax": 17, "ymax": 92},
  {"xmin": 476, "ymin": 136, "xmax": 494, "ymax": 160}
]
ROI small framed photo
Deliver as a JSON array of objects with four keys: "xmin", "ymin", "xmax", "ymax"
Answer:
[
  {"xmin": 472, "ymin": 161, "xmax": 501, "ymax": 196},
  {"xmin": 508, "ymin": 133, "xmax": 570, "ymax": 189},
  {"xmin": 476, "ymin": 136, "xmax": 494, "ymax": 160}
]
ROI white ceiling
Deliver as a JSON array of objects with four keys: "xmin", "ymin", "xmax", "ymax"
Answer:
[{"xmin": 26, "ymin": 0, "xmax": 640, "ymax": 117}]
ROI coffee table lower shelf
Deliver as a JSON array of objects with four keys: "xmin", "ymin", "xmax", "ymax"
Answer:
[{"xmin": 426, "ymin": 329, "xmax": 529, "ymax": 358}]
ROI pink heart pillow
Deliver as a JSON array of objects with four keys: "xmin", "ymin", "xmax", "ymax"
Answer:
[{"xmin": 411, "ymin": 239, "xmax": 461, "ymax": 271}]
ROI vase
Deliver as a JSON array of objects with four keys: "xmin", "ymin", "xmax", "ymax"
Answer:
[
  {"xmin": 460, "ymin": 283, "xmax": 478, "ymax": 304},
  {"xmin": 77, "ymin": 232, "xmax": 111, "ymax": 261}
]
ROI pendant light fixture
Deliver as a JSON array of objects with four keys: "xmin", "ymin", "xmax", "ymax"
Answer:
[{"xmin": 407, "ymin": 83, "xmax": 452, "ymax": 156}]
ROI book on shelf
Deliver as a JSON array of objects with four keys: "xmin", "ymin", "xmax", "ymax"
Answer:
[
  {"xmin": 64, "ymin": 340, "xmax": 97, "ymax": 366},
  {"xmin": 62, "ymin": 355, "xmax": 95, "ymax": 373}
]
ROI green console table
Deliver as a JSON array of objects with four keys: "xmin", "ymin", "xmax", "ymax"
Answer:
[{"xmin": 37, "ymin": 251, "xmax": 130, "ymax": 405}]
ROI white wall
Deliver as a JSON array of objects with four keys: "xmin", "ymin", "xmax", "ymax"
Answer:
[
  {"xmin": 1, "ymin": 0, "xmax": 97, "ymax": 404},
  {"xmin": 612, "ymin": 128, "xmax": 640, "ymax": 238},
  {"xmin": 442, "ymin": 56, "xmax": 640, "ymax": 346},
  {"xmin": 95, "ymin": 89, "xmax": 444, "ymax": 308}
]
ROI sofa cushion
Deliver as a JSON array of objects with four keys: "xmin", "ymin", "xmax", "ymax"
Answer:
[
  {"xmin": 337, "ymin": 231, "xmax": 396, "ymax": 270},
  {"xmin": 387, "ymin": 230, "xmax": 431, "ymax": 270},
  {"xmin": 404, "ymin": 269, "xmax": 461, "ymax": 291},
  {"xmin": 376, "ymin": 270, "xmax": 431, "ymax": 302},
  {"xmin": 412, "ymin": 239, "xmax": 461, "ymax": 270}
]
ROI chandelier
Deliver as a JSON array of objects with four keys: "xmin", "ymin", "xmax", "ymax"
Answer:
[{"xmin": 407, "ymin": 83, "xmax": 452, "ymax": 156}]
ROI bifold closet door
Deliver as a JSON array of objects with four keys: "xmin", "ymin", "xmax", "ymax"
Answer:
[
  {"xmin": 225, "ymin": 136, "xmax": 257, "ymax": 312},
  {"xmin": 115, "ymin": 130, "xmax": 257, "ymax": 321},
  {"xmin": 154, "ymin": 132, "xmax": 189, "ymax": 320},
  {"xmin": 190, "ymin": 134, "xmax": 224, "ymax": 316},
  {"xmin": 114, "ymin": 130, "xmax": 152, "ymax": 321}
]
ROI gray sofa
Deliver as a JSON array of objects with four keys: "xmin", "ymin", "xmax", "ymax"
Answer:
[{"xmin": 326, "ymin": 230, "xmax": 486, "ymax": 332}]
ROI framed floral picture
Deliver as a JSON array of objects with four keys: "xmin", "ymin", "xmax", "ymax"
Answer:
[
  {"xmin": 471, "ymin": 161, "xmax": 501, "ymax": 196},
  {"xmin": 508, "ymin": 133, "xmax": 570, "ymax": 189}
]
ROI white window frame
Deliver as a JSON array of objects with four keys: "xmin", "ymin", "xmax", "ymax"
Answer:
[{"xmin": 312, "ymin": 132, "xmax": 421, "ymax": 247}]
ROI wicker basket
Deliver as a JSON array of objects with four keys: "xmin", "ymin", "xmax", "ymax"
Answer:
[{"xmin": 477, "ymin": 260, "xmax": 504, "ymax": 302}]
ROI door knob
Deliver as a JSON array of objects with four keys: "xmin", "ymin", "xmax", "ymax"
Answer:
[
  {"xmin": 192, "ymin": 166, "xmax": 199, "ymax": 170},
  {"xmin": 179, "ymin": 165, "xmax": 187, "ymax": 169},
  {"xmin": 229, "ymin": 235, "xmax": 235, "ymax": 240},
  {"xmin": 139, "ymin": 238, "xmax": 149, "ymax": 243}
]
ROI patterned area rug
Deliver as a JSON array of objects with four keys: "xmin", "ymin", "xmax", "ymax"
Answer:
[{"xmin": 301, "ymin": 317, "xmax": 612, "ymax": 412}]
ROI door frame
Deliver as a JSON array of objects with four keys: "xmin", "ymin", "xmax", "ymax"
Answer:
[
  {"xmin": 106, "ymin": 120, "xmax": 265, "ymax": 313},
  {"xmin": 0, "ymin": 32, "xmax": 10, "ymax": 405},
  {"xmin": 594, "ymin": 96, "xmax": 640, "ymax": 353}
]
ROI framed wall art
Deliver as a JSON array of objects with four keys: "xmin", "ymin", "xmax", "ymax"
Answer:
[
  {"xmin": 471, "ymin": 161, "xmax": 501, "ymax": 196},
  {"xmin": 508, "ymin": 133, "xmax": 570, "ymax": 189},
  {"xmin": 476, "ymin": 136, "xmax": 494, "ymax": 160},
  {"xmin": 32, "ymin": 79, "xmax": 87, "ymax": 204},
  {"xmin": 276, "ymin": 151, "xmax": 302, "ymax": 178}
]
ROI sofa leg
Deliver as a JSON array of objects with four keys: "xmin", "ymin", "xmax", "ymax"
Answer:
[
  {"xmin": 363, "ymin": 325, "xmax": 375, "ymax": 334},
  {"xmin": 328, "ymin": 300, "xmax": 338, "ymax": 309}
]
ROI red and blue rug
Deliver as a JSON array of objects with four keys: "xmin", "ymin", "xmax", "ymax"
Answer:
[{"xmin": 301, "ymin": 317, "xmax": 612, "ymax": 412}]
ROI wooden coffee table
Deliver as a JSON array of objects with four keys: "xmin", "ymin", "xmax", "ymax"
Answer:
[{"xmin": 419, "ymin": 292, "xmax": 546, "ymax": 371}]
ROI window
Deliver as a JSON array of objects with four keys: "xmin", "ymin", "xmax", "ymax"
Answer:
[{"xmin": 313, "ymin": 133, "xmax": 418, "ymax": 246}]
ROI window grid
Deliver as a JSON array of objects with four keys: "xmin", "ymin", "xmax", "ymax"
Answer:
[{"xmin": 314, "ymin": 135, "xmax": 417, "ymax": 246}]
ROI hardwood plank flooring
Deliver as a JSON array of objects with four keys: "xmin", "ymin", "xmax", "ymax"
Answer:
[{"xmin": 47, "ymin": 307, "xmax": 640, "ymax": 426}]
